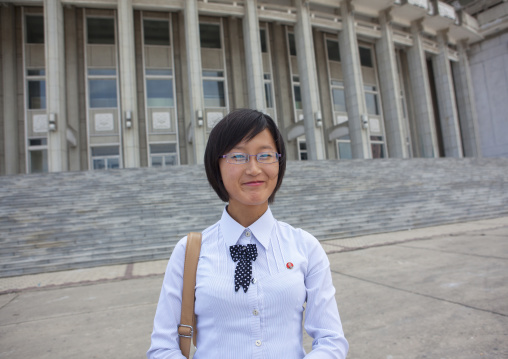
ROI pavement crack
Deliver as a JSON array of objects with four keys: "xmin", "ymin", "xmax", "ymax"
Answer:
[
  {"xmin": 332, "ymin": 270, "xmax": 508, "ymax": 318},
  {"xmin": 0, "ymin": 293, "xmax": 18, "ymax": 310}
]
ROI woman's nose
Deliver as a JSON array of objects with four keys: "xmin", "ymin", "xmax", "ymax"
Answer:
[{"xmin": 245, "ymin": 156, "xmax": 262, "ymax": 175}]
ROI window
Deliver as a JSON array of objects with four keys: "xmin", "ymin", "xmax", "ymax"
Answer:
[
  {"xmin": 146, "ymin": 69, "xmax": 172, "ymax": 76},
  {"xmin": 27, "ymin": 69, "xmax": 45, "ymax": 76},
  {"xmin": 337, "ymin": 136, "xmax": 352, "ymax": 160},
  {"xmin": 264, "ymin": 74, "xmax": 273, "ymax": 109},
  {"xmin": 371, "ymin": 143, "xmax": 385, "ymax": 158},
  {"xmin": 200, "ymin": 23, "xmax": 221, "ymax": 49},
  {"xmin": 91, "ymin": 146, "xmax": 120, "ymax": 170},
  {"xmin": 89, "ymin": 79, "xmax": 117, "ymax": 108},
  {"xmin": 359, "ymin": 46, "xmax": 373, "ymax": 68},
  {"xmin": 260, "ymin": 29, "xmax": 268, "ymax": 53},
  {"xmin": 371, "ymin": 136, "xmax": 385, "ymax": 159},
  {"xmin": 298, "ymin": 140, "xmax": 307, "ymax": 161},
  {"xmin": 27, "ymin": 80, "xmax": 46, "ymax": 110},
  {"xmin": 294, "ymin": 86, "xmax": 302, "ymax": 110},
  {"xmin": 144, "ymin": 19, "xmax": 170, "ymax": 46},
  {"xmin": 88, "ymin": 69, "xmax": 116, "ymax": 76},
  {"xmin": 293, "ymin": 76, "xmax": 302, "ymax": 110},
  {"xmin": 331, "ymin": 81, "xmax": 346, "ymax": 113},
  {"xmin": 288, "ymin": 33, "xmax": 297, "ymax": 56},
  {"xmin": 203, "ymin": 71, "xmax": 225, "ymax": 108},
  {"xmin": 327, "ymin": 39, "xmax": 341, "ymax": 62},
  {"xmin": 150, "ymin": 143, "xmax": 178, "ymax": 167},
  {"xmin": 332, "ymin": 88, "xmax": 346, "ymax": 112},
  {"xmin": 364, "ymin": 85, "xmax": 379, "ymax": 115},
  {"xmin": 145, "ymin": 68, "xmax": 174, "ymax": 108},
  {"xmin": 87, "ymin": 18, "xmax": 115, "ymax": 44},
  {"xmin": 28, "ymin": 138, "xmax": 48, "ymax": 173},
  {"xmin": 26, "ymin": 15, "xmax": 44, "ymax": 44},
  {"xmin": 146, "ymin": 79, "xmax": 173, "ymax": 107}
]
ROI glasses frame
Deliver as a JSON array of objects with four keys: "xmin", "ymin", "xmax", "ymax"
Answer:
[{"xmin": 220, "ymin": 152, "xmax": 281, "ymax": 164}]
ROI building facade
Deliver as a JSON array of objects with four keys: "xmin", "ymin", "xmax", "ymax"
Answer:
[{"xmin": 0, "ymin": 0, "xmax": 494, "ymax": 175}]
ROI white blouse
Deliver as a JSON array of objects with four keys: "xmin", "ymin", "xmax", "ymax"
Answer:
[{"xmin": 148, "ymin": 207, "xmax": 348, "ymax": 359}]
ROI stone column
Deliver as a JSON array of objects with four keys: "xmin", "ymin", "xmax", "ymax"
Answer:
[
  {"xmin": 376, "ymin": 9, "xmax": 408, "ymax": 158},
  {"xmin": 339, "ymin": 0, "xmax": 370, "ymax": 159},
  {"xmin": 118, "ymin": 0, "xmax": 140, "ymax": 168},
  {"xmin": 2, "ymin": 4, "xmax": 19, "ymax": 174},
  {"xmin": 294, "ymin": 0, "xmax": 326, "ymax": 160},
  {"xmin": 64, "ymin": 6, "xmax": 80, "ymax": 171},
  {"xmin": 432, "ymin": 30, "xmax": 463, "ymax": 158},
  {"xmin": 184, "ymin": 0, "xmax": 206, "ymax": 164},
  {"xmin": 243, "ymin": 0, "xmax": 265, "ymax": 110},
  {"xmin": 452, "ymin": 40, "xmax": 481, "ymax": 157},
  {"xmin": 44, "ymin": 0, "xmax": 68, "ymax": 172},
  {"xmin": 407, "ymin": 19, "xmax": 438, "ymax": 158}
]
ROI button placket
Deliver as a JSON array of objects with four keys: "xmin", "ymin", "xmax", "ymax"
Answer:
[{"xmin": 247, "ymin": 253, "xmax": 262, "ymax": 356}]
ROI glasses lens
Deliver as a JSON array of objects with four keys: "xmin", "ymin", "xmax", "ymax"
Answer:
[
  {"xmin": 257, "ymin": 152, "xmax": 278, "ymax": 163},
  {"xmin": 227, "ymin": 153, "xmax": 248, "ymax": 164}
]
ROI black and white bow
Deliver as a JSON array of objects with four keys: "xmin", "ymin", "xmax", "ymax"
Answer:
[{"xmin": 230, "ymin": 244, "xmax": 258, "ymax": 293}]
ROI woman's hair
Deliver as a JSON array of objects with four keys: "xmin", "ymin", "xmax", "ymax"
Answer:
[{"xmin": 204, "ymin": 108, "xmax": 286, "ymax": 204}]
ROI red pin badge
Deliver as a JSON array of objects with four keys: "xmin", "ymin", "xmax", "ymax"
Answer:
[{"xmin": 286, "ymin": 262, "xmax": 294, "ymax": 269}]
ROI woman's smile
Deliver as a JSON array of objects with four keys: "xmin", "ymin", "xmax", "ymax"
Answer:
[{"xmin": 243, "ymin": 180, "xmax": 264, "ymax": 186}]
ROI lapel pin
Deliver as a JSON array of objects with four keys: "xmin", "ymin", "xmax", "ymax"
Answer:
[{"xmin": 286, "ymin": 262, "xmax": 294, "ymax": 269}]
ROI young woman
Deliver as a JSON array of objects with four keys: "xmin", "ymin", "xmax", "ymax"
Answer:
[{"xmin": 148, "ymin": 109, "xmax": 348, "ymax": 358}]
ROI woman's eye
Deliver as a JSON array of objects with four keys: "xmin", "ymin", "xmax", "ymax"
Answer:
[
  {"xmin": 259, "ymin": 153, "xmax": 273, "ymax": 159},
  {"xmin": 231, "ymin": 154, "xmax": 246, "ymax": 160}
]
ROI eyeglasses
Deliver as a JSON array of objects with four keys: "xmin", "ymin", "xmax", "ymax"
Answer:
[{"xmin": 221, "ymin": 152, "xmax": 281, "ymax": 164}]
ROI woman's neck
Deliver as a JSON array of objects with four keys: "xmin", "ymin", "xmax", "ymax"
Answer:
[{"xmin": 226, "ymin": 202, "xmax": 268, "ymax": 227}]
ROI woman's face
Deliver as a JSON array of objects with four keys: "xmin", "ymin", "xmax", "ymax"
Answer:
[{"xmin": 219, "ymin": 128, "xmax": 279, "ymax": 212}]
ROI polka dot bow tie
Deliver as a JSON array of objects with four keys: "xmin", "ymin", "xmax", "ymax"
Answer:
[{"xmin": 230, "ymin": 244, "xmax": 258, "ymax": 293}]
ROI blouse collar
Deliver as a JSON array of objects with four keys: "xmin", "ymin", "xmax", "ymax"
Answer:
[{"xmin": 219, "ymin": 206, "xmax": 275, "ymax": 250}]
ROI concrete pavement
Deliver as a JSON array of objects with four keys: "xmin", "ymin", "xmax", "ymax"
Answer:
[{"xmin": 1, "ymin": 216, "xmax": 507, "ymax": 358}]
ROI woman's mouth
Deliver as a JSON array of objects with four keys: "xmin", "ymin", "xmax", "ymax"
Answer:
[{"xmin": 244, "ymin": 181, "xmax": 264, "ymax": 186}]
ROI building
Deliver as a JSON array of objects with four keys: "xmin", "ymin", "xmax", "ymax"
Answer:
[{"xmin": 0, "ymin": 0, "xmax": 506, "ymax": 175}]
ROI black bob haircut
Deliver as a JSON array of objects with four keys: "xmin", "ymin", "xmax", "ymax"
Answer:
[{"xmin": 204, "ymin": 108, "xmax": 286, "ymax": 204}]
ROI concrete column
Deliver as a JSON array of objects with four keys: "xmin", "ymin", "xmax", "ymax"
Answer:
[
  {"xmin": 271, "ymin": 24, "xmax": 294, "ymax": 157},
  {"xmin": 452, "ymin": 40, "xmax": 481, "ymax": 157},
  {"xmin": 376, "ymin": 9, "xmax": 408, "ymax": 158},
  {"xmin": 44, "ymin": 0, "xmax": 68, "ymax": 172},
  {"xmin": 2, "ymin": 5, "xmax": 19, "ymax": 174},
  {"xmin": 228, "ymin": 18, "xmax": 246, "ymax": 109},
  {"xmin": 407, "ymin": 19, "xmax": 439, "ymax": 158},
  {"xmin": 64, "ymin": 6, "xmax": 80, "ymax": 171},
  {"xmin": 339, "ymin": 0, "xmax": 370, "ymax": 159},
  {"xmin": 432, "ymin": 30, "xmax": 463, "ymax": 158},
  {"xmin": 243, "ymin": 0, "xmax": 265, "ymax": 110},
  {"xmin": 294, "ymin": 0, "xmax": 326, "ymax": 160},
  {"xmin": 184, "ymin": 0, "xmax": 206, "ymax": 164},
  {"xmin": 118, "ymin": 0, "xmax": 140, "ymax": 168}
]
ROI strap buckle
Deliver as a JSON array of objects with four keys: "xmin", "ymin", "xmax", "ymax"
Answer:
[{"xmin": 178, "ymin": 324, "xmax": 193, "ymax": 338}]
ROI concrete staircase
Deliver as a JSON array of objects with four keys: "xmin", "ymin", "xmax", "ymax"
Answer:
[{"xmin": 1, "ymin": 158, "xmax": 507, "ymax": 278}]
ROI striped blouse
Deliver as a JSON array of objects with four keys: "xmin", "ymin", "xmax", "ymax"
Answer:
[{"xmin": 147, "ymin": 207, "xmax": 348, "ymax": 359}]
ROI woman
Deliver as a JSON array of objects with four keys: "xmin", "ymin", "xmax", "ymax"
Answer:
[{"xmin": 148, "ymin": 109, "xmax": 348, "ymax": 358}]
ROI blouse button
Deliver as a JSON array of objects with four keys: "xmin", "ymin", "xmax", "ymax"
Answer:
[
  {"xmin": 251, "ymin": 277, "xmax": 257, "ymax": 284},
  {"xmin": 245, "ymin": 231, "xmax": 251, "ymax": 237},
  {"xmin": 253, "ymin": 309, "xmax": 259, "ymax": 316},
  {"xmin": 255, "ymin": 340, "xmax": 262, "ymax": 347}
]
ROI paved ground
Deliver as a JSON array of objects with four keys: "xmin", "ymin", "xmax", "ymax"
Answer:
[{"xmin": 0, "ymin": 216, "xmax": 507, "ymax": 358}]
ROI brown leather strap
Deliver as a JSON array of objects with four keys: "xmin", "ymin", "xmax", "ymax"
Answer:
[{"xmin": 179, "ymin": 232, "xmax": 202, "ymax": 358}]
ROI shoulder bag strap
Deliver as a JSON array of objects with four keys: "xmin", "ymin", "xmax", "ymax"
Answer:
[{"xmin": 178, "ymin": 232, "xmax": 202, "ymax": 359}]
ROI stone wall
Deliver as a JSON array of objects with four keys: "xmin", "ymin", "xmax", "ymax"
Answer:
[{"xmin": 469, "ymin": 31, "xmax": 508, "ymax": 157}]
